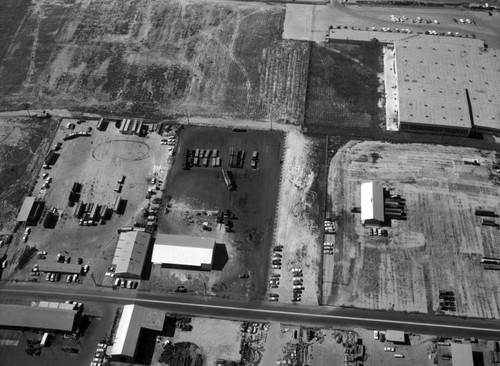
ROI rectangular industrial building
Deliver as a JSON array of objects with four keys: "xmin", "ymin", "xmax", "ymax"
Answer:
[
  {"xmin": 17, "ymin": 197, "xmax": 36, "ymax": 222},
  {"xmin": 360, "ymin": 182, "xmax": 385, "ymax": 225},
  {"xmin": 0, "ymin": 303, "xmax": 82, "ymax": 333},
  {"xmin": 152, "ymin": 234, "xmax": 215, "ymax": 270},
  {"xmin": 111, "ymin": 305, "xmax": 145, "ymax": 361},
  {"xmin": 112, "ymin": 230, "xmax": 151, "ymax": 278},
  {"xmin": 451, "ymin": 343, "xmax": 473, "ymax": 366},
  {"xmin": 395, "ymin": 36, "xmax": 500, "ymax": 135},
  {"xmin": 385, "ymin": 330, "xmax": 405, "ymax": 343},
  {"xmin": 110, "ymin": 304, "xmax": 164, "ymax": 362}
]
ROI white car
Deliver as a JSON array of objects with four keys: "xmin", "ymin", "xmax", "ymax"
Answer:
[
  {"xmin": 25, "ymin": 227, "xmax": 31, "ymax": 235},
  {"xmin": 22, "ymin": 235, "xmax": 28, "ymax": 243},
  {"xmin": 384, "ymin": 347, "xmax": 395, "ymax": 352},
  {"xmin": 1, "ymin": 260, "xmax": 7, "ymax": 268},
  {"xmin": 105, "ymin": 272, "xmax": 115, "ymax": 277},
  {"xmin": 291, "ymin": 268, "xmax": 302, "ymax": 273},
  {"xmin": 83, "ymin": 265, "xmax": 90, "ymax": 273},
  {"xmin": 42, "ymin": 173, "xmax": 48, "ymax": 179},
  {"xmin": 374, "ymin": 330, "xmax": 379, "ymax": 340}
]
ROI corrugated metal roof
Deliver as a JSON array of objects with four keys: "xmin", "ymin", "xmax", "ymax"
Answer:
[
  {"xmin": 396, "ymin": 37, "xmax": 500, "ymax": 131},
  {"xmin": 111, "ymin": 305, "xmax": 145, "ymax": 358},
  {"xmin": 361, "ymin": 182, "xmax": 385, "ymax": 223},
  {"xmin": 0, "ymin": 304, "xmax": 81, "ymax": 332},
  {"xmin": 112, "ymin": 231, "xmax": 151, "ymax": 278},
  {"xmin": 152, "ymin": 234, "xmax": 215, "ymax": 267},
  {"xmin": 17, "ymin": 197, "xmax": 36, "ymax": 222},
  {"xmin": 451, "ymin": 343, "xmax": 473, "ymax": 366}
]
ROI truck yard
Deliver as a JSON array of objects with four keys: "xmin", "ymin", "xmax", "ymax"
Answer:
[
  {"xmin": 1, "ymin": 116, "xmax": 172, "ymax": 288},
  {"xmin": 151, "ymin": 126, "xmax": 283, "ymax": 300},
  {"xmin": 325, "ymin": 140, "xmax": 500, "ymax": 318}
]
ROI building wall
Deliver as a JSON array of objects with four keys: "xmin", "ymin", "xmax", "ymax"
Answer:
[{"xmin": 399, "ymin": 121, "xmax": 470, "ymax": 136}]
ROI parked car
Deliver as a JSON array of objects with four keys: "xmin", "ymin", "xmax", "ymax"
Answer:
[
  {"xmin": 22, "ymin": 235, "xmax": 28, "ymax": 243},
  {"xmin": 384, "ymin": 347, "xmax": 395, "ymax": 352},
  {"xmin": 83, "ymin": 265, "xmax": 90, "ymax": 273},
  {"xmin": 24, "ymin": 228, "xmax": 31, "ymax": 235},
  {"xmin": 374, "ymin": 331, "xmax": 379, "ymax": 340}
]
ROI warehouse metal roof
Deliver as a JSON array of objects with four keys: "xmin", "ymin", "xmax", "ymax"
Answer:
[
  {"xmin": 396, "ymin": 37, "xmax": 500, "ymax": 131},
  {"xmin": 360, "ymin": 182, "xmax": 385, "ymax": 224},
  {"xmin": 0, "ymin": 304, "xmax": 82, "ymax": 332},
  {"xmin": 451, "ymin": 343, "xmax": 473, "ymax": 366},
  {"xmin": 152, "ymin": 234, "xmax": 215, "ymax": 268},
  {"xmin": 17, "ymin": 197, "xmax": 36, "ymax": 222},
  {"xmin": 111, "ymin": 305, "xmax": 144, "ymax": 358},
  {"xmin": 112, "ymin": 231, "xmax": 151, "ymax": 278}
]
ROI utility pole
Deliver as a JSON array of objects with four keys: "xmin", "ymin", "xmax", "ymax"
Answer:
[{"xmin": 24, "ymin": 103, "xmax": 31, "ymax": 118}]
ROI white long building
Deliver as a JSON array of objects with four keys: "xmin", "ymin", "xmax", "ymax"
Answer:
[
  {"xmin": 360, "ymin": 182, "xmax": 385, "ymax": 225},
  {"xmin": 152, "ymin": 234, "xmax": 215, "ymax": 270}
]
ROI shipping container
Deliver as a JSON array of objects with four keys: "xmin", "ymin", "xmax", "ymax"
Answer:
[{"xmin": 113, "ymin": 196, "xmax": 122, "ymax": 212}]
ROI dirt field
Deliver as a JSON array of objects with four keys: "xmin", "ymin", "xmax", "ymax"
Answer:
[
  {"xmin": 304, "ymin": 41, "xmax": 383, "ymax": 129},
  {"xmin": 5, "ymin": 118, "xmax": 171, "ymax": 287},
  {"xmin": 149, "ymin": 126, "xmax": 283, "ymax": 300},
  {"xmin": 0, "ymin": 0, "xmax": 310, "ymax": 124},
  {"xmin": 0, "ymin": 116, "xmax": 58, "ymax": 233},
  {"xmin": 325, "ymin": 140, "xmax": 500, "ymax": 318},
  {"xmin": 271, "ymin": 130, "xmax": 327, "ymax": 306},
  {"xmin": 151, "ymin": 317, "xmax": 242, "ymax": 366}
]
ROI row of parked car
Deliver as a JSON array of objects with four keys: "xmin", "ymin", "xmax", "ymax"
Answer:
[
  {"xmin": 45, "ymin": 272, "xmax": 80, "ymax": 283},
  {"xmin": 90, "ymin": 341, "xmax": 108, "ymax": 366},
  {"xmin": 113, "ymin": 278, "xmax": 139, "ymax": 289}
]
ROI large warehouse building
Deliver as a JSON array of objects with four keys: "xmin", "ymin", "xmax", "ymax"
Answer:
[
  {"xmin": 152, "ymin": 234, "xmax": 215, "ymax": 270},
  {"xmin": 0, "ymin": 302, "xmax": 82, "ymax": 333},
  {"xmin": 110, "ymin": 304, "xmax": 164, "ymax": 362},
  {"xmin": 395, "ymin": 36, "xmax": 500, "ymax": 136},
  {"xmin": 112, "ymin": 230, "xmax": 151, "ymax": 278},
  {"xmin": 360, "ymin": 182, "xmax": 384, "ymax": 225}
]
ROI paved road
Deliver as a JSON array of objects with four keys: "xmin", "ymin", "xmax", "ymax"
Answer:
[{"xmin": 1, "ymin": 285, "xmax": 499, "ymax": 338}]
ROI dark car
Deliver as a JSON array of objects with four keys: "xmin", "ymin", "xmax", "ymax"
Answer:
[{"xmin": 175, "ymin": 286, "xmax": 187, "ymax": 293}]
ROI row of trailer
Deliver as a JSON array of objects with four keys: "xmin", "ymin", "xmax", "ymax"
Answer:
[
  {"xmin": 119, "ymin": 119, "xmax": 143, "ymax": 135},
  {"xmin": 185, "ymin": 149, "xmax": 222, "ymax": 168},
  {"xmin": 74, "ymin": 201, "xmax": 112, "ymax": 225}
]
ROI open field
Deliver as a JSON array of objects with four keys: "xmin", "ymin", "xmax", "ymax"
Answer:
[
  {"xmin": 4, "ymin": 118, "xmax": 172, "ymax": 289},
  {"xmin": 0, "ymin": 116, "xmax": 58, "ymax": 233},
  {"xmin": 325, "ymin": 140, "xmax": 500, "ymax": 318},
  {"xmin": 304, "ymin": 42, "xmax": 383, "ymax": 129},
  {"xmin": 270, "ymin": 131, "xmax": 327, "ymax": 306},
  {"xmin": 150, "ymin": 126, "xmax": 283, "ymax": 300},
  {"xmin": 0, "ymin": 0, "xmax": 310, "ymax": 124}
]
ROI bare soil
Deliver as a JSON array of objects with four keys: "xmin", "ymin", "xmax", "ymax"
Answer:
[
  {"xmin": 0, "ymin": 0, "xmax": 309, "ymax": 124},
  {"xmin": 304, "ymin": 41, "xmax": 384, "ymax": 129},
  {"xmin": 325, "ymin": 140, "xmax": 500, "ymax": 318}
]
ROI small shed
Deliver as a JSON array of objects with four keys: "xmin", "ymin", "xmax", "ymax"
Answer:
[{"xmin": 385, "ymin": 330, "xmax": 405, "ymax": 343}]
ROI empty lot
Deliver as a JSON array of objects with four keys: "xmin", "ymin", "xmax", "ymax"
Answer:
[{"xmin": 325, "ymin": 141, "xmax": 500, "ymax": 318}]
